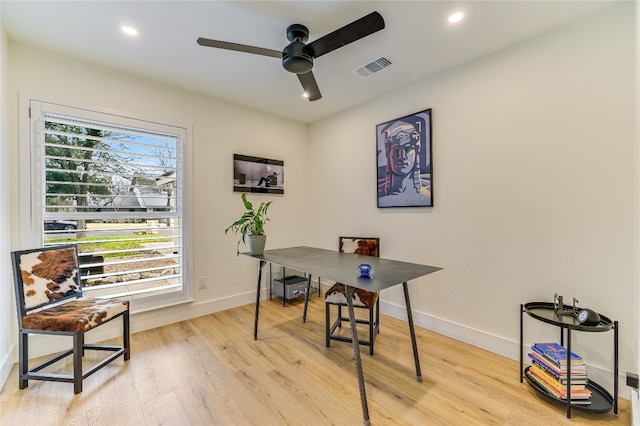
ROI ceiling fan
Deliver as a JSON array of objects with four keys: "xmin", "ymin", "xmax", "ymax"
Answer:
[{"xmin": 197, "ymin": 11, "xmax": 385, "ymax": 102}]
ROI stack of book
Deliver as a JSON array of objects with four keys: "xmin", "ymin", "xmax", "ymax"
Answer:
[{"xmin": 526, "ymin": 342, "xmax": 592, "ymax": 404}]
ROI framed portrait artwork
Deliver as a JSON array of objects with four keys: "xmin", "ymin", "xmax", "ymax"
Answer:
[
  {"xmin": 233, "ymin": 154, "xmax": 284, "ymax": 194},
  {"xmin": 376, "ymin": 109, "xmax": 433, "ymax": 208}
]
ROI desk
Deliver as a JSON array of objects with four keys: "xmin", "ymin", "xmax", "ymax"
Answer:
[{"xmin": 242, "ymin": 246, "xmax": 442, "ymax": 425}]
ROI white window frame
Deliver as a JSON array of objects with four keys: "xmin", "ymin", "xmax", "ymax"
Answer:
[{"xmin": 19, "ymin": 93, "xmax": 193, "ymax": 312}]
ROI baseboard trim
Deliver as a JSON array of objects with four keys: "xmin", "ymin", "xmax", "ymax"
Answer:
[
  {"xmin": 632, "ymin": 388, "xmax": 639, "ymax": 426},
  {"xmin": 0, "ymin": 345, "xmax": 14, "ymax": 391}
]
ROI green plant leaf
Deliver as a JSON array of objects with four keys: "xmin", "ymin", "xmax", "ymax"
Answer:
[
  {"xmin": 225, "ymin": 193, "xmax": 274, "ymax": 247},
  {"xmin": 241, "ymin": 192, "xmax": 253, "ymax": 211}
]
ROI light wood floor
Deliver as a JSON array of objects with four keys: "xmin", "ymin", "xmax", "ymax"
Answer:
[{"xmin": 0, "ymin": 295, "xmax": 630, "ymax": 425}]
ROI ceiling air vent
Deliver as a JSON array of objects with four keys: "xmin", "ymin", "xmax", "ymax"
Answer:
[{"xmin": 355, "ymin": 57, "xmax": 391, "ymax": 78}]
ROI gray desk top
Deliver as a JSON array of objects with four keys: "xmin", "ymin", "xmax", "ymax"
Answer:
[{"xmin": 243, "ymin": 246, "xmax": 442, "ymax": 291}]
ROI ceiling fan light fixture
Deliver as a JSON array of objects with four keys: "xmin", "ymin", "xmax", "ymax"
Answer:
[
  {"xmin": 448, "ymin": 12, "xmax": 464, "ymax": 23},
  {"xmin": 121, "ymin": 25, "xmax": 138, "ymax": 36}
]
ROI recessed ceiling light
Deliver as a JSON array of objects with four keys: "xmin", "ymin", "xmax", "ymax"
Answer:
[
  {"xmin": 121, "ymin": 25, "xmax": 138, "ymax": 36},
  {"xmin": 302, "ymin": 92, "xmax": 309, "ymax": 99},
  {"xmin": 448, "ymin": 12, "xmax": 464, "ymax": 23}
]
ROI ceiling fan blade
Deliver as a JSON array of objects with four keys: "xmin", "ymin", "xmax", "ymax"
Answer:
[
  {"xmin": 297, "ymin": 71, "xmax": 322, "ymax": 101},
  {"xmin": 197, "ymin": 37, "xmax": 282, "ymax": 59},
  {"xmin": 306, "ymin": 11, "xmax": 385, "ymax": 58}
]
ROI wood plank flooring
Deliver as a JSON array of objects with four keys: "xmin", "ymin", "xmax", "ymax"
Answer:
[{"xmin": 0, "ymin": 295, "xmax": 630, "ymax": 425}]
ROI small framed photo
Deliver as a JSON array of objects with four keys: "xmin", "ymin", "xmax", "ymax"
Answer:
[
  {"xmin": 233, "ymin": 154, "xmax": 284, "ymax": 194},
  {"xmin": 376, "ymin": 109, "xmax": 432, "ymax": 208}
]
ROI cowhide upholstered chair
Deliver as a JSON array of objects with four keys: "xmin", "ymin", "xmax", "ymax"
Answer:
[
  {"xmin": 11, "ymin": 244, "xmax": 130, "ymax": 394},
  {"xmin": 325, "ymin": 237, "xmax": 380, "ymax": 355}
]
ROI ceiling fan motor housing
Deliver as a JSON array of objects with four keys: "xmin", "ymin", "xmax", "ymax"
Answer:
[
  {"xmin": 282, "ymin": 41, "xmax": 314, "ymax": 74},
  {"xmin": 283, "ymin": 23, "xmax": 314, "ymax": 74}
]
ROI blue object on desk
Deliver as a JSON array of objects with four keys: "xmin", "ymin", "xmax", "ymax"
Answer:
[{"xmin": 358, "ymin": 263, "xmax": 373, "ymax": 278}]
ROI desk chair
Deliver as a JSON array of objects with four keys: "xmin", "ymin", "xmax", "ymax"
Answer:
[
  {"xmin": 11, "ymin": 244, "xmax": 130, "ymax": 394},
  {"xmin": 325, "ymin": 237, "xmax": 380, "ymax": 355}
]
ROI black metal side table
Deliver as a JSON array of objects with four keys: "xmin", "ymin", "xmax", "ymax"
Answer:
[{"xmin": 520, "ymin": 302, "xmax": 618, "ymax": 418}]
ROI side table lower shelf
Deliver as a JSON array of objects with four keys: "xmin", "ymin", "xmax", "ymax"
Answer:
[
  {"xmin": 523, "ymin": 366, "xmax": 614, "ymax": 413},
  {"xmin": 520, "ymin": 302, "xmax": 618, "ymax": 419}
]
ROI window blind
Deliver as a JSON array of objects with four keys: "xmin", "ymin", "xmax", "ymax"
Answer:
[{"xmin": 41, "ymin": 112, "xmax": 184, "ymax": 300}]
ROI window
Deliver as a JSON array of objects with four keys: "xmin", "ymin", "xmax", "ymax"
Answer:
[{"xmin": 26, "ymin": 99, "xmax": 191, "ymax": 310}]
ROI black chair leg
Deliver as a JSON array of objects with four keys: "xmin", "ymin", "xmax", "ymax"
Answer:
[
  {"xmin": 123, "ymin": 310, "xmax": 131, "ymax": 361},
  {"xmin": 325, "ymin": 303, "xmax": 331, "ymax": 347},
  {"xmin": 19, "ymin": 332, "xmax": 28, "ymax": 389},
  {"xmin": 369, "ymin": 307, "xmax": 375, "ymax": 355},
  {"xmin": 376, "ymin": 299, "xmax": 380, "ymax": 334},
  {"xmin": 326, "ymin": 302, "xmax": 379, "ymax": 355},
  {"xmin": 73, "ymin": 333, "xmax": 83, "ymax": 394}
]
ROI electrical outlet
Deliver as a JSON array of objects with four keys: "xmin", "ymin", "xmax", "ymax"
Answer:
[{"xmin": 198, "ymin": 276, "xmax": 207, "ymax": 289}]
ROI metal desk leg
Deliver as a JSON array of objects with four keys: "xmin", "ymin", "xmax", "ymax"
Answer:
[
  {"xmin": 566, "ymin": 328, "xmax": 572, "ymax": 418},
  {"xmin": 403, "ymin": 281, "xmax": 422, "ymax": 381},
  {"xmin": 253, "ymin": 260, "xmax": 266, "ymax": 340},
  {"xmin": 519, "ymin": 304, "xmax": 524, "ymax": 383},
  {"xmin": 614, "ymin": 320, "xmax": 619, "ymax": 414},
  {"xmin": 269, "ymin": 264, "xmax": 272, "ymax": 301},
  {"xmin": 346, "ymin": 285, "xmax": 370, "ymax": 426},
  {"xmin": 282, "ymin": 267, "xmax": 286, "ymax": 307},
  {"xmin": 302, "ymin": 274, "xmax": 312, "ymax": 323}
]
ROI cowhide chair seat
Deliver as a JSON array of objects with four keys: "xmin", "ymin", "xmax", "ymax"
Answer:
[
  {"xmin": 11, "ymin": 244, "xmax": 130, "ymax": 394},
  {"xmin": 325, "ymin": 283, "xmax": 379, "ymax": 308},
  {"xmin": 325, "ymin": 237, "xmax": 381, "ymax": 355},
  {"xmin": 21, "ymin": 299, "xmax": 130, "ymax": 333}
]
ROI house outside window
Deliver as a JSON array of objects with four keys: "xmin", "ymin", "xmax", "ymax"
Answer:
[{"xmin": 25, "ymin": 98, "xmax": 192, "ymax": 310}]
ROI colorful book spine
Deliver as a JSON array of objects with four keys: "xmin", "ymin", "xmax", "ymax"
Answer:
[
  {"xmin": 529, "ymin": 356, "xmax": 588, "ymax": 385},
  {"xmin": 532, "ymin": 342, "xmax": 583, "ymax": 366},
  {"xmin": 529, "ymin": 363, "xmax": 588, "ymax": 392},
  {"xmin": 528, "ymin": 352, "xmax": 587, "ymax": 379},
  {"xmin": 526, "ymin": 369, "xmax": 592, "ymax": 404}
]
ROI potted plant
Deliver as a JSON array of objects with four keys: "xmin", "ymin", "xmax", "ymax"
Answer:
[{"xmin": 225, "ymin": 192, "xmax": 273, "ymax": 255}]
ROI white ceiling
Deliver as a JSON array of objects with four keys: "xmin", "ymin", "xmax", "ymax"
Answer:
[{"xmin": 1, "ymin": 1, "xmax": 621, "ymax": 123}]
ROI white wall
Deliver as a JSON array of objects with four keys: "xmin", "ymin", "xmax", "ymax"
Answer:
[
  {"xmin": 309, "ymin": 2, "xmax": 636, "ymax": 393},
  {"xmin": 2, "ymin": 40, "xmax": 311, "ymax": 381},
  {"xmin": 0, "ymin": 12, "xmax": 15, "ymax": 388},
  {"xmin": 634, "ymin": 1, "xmax": 640, "ymax": 423}
]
